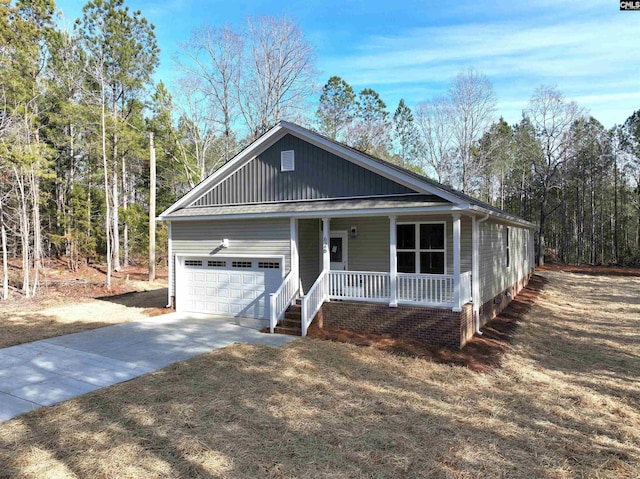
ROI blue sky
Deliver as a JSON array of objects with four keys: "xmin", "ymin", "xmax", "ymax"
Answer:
[{"xmin": 55, "ymin": 0, "xmax": 639, "ymax": 128}]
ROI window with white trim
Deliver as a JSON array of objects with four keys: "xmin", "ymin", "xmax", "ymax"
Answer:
[
  {"xmin": 184, "ymin": 260, "xmax": 203, "ymax": 267},
  {"xmin": 208, "ymin": 260, "xmax": 226, "ymax": 267},
  {"xmin": 505, "ymin": 227, "xmax": 510, "ymax": 268},
  {"xmin": 397, "ymin": 223, "xmax": 446, "ymax": 274},
  {"xmin": 281, "ymin": 150, "xmax": 295, "ymax": 171}
]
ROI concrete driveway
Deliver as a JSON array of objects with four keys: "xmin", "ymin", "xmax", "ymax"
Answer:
[{"xmin": 0, "ymin": 313, "xmax": 296, "ymax": 422}]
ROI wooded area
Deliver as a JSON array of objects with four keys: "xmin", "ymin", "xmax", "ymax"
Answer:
[{"xmin": 1, "ymin": 0, "xmax": 640, "ymax": 300}]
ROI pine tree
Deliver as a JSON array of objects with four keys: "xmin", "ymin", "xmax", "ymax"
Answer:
[
  {"xmin": 393, "ymin": 99, "xmax": 419, "ymax": 166},
  {"xmin": 316, "ymin": 76, "xmax": 358, "ymax": 141}
]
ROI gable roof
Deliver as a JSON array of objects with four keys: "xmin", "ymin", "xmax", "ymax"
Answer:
[{"xmin": 159, "ymin": 121, "xmax": 535, "ymax": 228}]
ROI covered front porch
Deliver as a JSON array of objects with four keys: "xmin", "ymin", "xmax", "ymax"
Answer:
[{"xmin": 270, "ymin": 212, "xmax": 478, "ymax": 337}]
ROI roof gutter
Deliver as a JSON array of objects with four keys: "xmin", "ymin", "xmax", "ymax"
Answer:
[{"xmin": 469, "ymin": 205, "xmax": 536, "ymax": 229}]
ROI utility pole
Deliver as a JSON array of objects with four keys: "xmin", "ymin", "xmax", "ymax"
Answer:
[{"xmin": 149, "ymin": 132, "xmax": 156, "ymax": 282}]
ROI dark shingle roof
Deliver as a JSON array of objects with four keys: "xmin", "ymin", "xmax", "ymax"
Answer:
[
  {"xmin": 166, "ymin": 195, "xmax": 450, "ymax": 218},
  {"xmin": 281, "ymin": 121, "xmax": 532, "ymax": 225}
]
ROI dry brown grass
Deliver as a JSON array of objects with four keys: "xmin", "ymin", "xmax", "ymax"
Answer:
[
  {"xmin": 0, "ymin": 270, "xmax": 638, "ymax": 478},
  {"xmin": 0, "ymin": 283, "xmax": 171, "ymax": 348}
]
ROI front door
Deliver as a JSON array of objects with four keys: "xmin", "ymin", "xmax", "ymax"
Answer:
[{"xmin": 329, "ymin": 231, "xmax": 348, "ymax": 270}]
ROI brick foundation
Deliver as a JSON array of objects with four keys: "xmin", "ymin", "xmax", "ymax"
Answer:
[
  {"xmin": 314, "ymin": 273, "xmax": 532, "ymax": 349},
  {"xmin": 478, "ymin": 273, "xmax": 532, "ymax": 327},
  {"xmin": 315, "ymin": 302, "xmax": 474, "ymax": 349}
]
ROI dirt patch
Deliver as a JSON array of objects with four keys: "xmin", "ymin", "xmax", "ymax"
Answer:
[
  {"xmin": 540, "ymin": 262, "xmax": 640, "ymax": 277},
  {"xmin": 308, "ymin": 274, "xmax": 548, "ymax": 373},
  {"xmin": 0, "ymin": 257, "xmax": 174, "ymax": 348},
  {"xmin": 0, "ymin": 280, "xmax": 172, "ymax": 349}
]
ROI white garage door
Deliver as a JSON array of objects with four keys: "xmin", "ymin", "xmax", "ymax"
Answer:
[{"xmin": 177, "ymin": 257, "xmax": 283, "ymax": 320}]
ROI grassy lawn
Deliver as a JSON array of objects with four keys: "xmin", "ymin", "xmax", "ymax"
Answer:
[
  {"xmin": 0, "ymin": 281, "xmax": 171, "ymax": 349},
  {"xmin": 0, "ymin": 270, "xmax": 638, "ymax": 478}
]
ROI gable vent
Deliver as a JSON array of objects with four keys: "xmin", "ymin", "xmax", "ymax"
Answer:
[{"xmin": 281, "ymin": 150, "xmax": 295, "ymax": 172}]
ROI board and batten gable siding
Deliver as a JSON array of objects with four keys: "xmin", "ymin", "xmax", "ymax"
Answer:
[
  {"xmin": 170, "ymin": 218, "xmax": 291, "ymax": 293},
  {"xmin": 478, "ymin": 220, "xmax": 532, "ymax": 304},
  {"xmin": 192, "ymin": 134, "xmax": 416, "ymax": 206}
]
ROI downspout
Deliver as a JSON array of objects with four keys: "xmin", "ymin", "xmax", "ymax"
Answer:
[
  {"xmin": 473, "ymin": 213, "xmax": 490, "ymax": 335},
  {"xmin": 166, "ymin": 221, "xmax": 173, "ymax": 308}
]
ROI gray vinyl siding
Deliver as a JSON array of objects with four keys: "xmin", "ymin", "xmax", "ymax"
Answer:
[
  {"xmin": 478, "ymin": 220, "xmax": 532, "ymax": 303},
  {"xmin": 398, "ymin": 215, "xmax": 472, "ymax": 275},
  {"xmin": 193, "ymin": 134, "xmax": 414, "ymax": 206},
  {"xmin": 298, "ymin": 218, "xmax": 320, "ymax": 292},
  {"xmin": 329, "ymin": 217, "xmax": 390, "ymax": 272},
  {"xmin": 170, "ymin": 218, "xmax": 290, "ymax": 293}
]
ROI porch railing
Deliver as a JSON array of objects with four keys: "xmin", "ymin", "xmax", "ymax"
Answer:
[
  {"xmin": 300, "ymin": 269, "xmax": 329, "ymax": 336},
  {"xmin": 269, "ymin": 270, "xmax": 298, "ymax": 333},
  {"xmin": 298, "ymin": 269, "xmax": 473, "ymax": 336},
  {"xmin": 397, "ymin": 273, "xmax": 454, "ymax": 306},
  {"xmin": 328, "ymin": 271, "xmax": 390, "ymax": 302}
]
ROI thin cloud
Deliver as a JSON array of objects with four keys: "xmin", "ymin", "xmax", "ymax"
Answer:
[{"xmin": 320, "ymin": 11, "xmax": 639, "ymax": 127}]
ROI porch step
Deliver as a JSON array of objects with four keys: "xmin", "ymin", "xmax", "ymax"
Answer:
[
  {"xmin": 284, "ymin": 304, "xmax": 301, "ymax": 320},
  {"xmin": 275, "ymin": 302, "xmax": 302, "ymax": 336},
  {"xmin": 279, "ymin": 317, "xmax": 301, "ymax": 328},
  {"xmin": 274, "ymin": 325, "xmax": 302, "ymax": 336}
]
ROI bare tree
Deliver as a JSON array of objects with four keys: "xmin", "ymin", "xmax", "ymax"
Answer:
[
  {"xmin": 525, "ymin": 85, "xmax": 584, "ymax": 265},
  {"xmin": 415, "ymin": 96, "xmax": 455, "ymax": 184},
  {"xmin": 448, "ymin": 69, "xmax": 496, "ymax": 193},
  {"xmin": 238, "ymin": 16, "xmax": 315, "ymax": 138},
  {"xmin": 174, "ymin": 77, "xmax": 221, "ymax": 185},
  {"xmin": 175, "ymin": 24, "xmax": 243, "ymax": 161}
]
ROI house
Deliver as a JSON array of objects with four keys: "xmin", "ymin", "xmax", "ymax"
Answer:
[{"xmin": 158, "ymin": 121, "xmax": 536, "ymax": 348}]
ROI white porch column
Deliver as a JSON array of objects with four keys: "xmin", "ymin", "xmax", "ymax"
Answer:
[
  {"xmin": 389, "ymin": 215, "xmax": 398, "ymax": 307},
  {"xmin": 290, "ymin": 217, "xmax": 299, "ymax": 286},
  {"xmin": 452, "ymin": 213, "xmax": 461, "ymax": 312},
  {"xmin": 322, "ymin": 217, "xmax": 330, "ymax": 271}
]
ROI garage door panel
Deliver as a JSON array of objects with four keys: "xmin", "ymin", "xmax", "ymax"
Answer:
[
  {"xmin": 178, "ymin": 257, "xmax": 282, "ymax": 320},
  {"xmin": 243, "ymin": 290, "xmax": 255, "ymax": 300},
  {"xmin": 176, "ymin": 258, "xmax": 282, "ymax": 319}
]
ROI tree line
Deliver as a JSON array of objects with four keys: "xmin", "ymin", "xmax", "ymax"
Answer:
[
  {"xmin": 1, "ymin": 0, "xmax": 639, "ymax": 300},
  {"xmin": 315, "ymin": 76, "xmax": 640, "ymax": 268}
]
